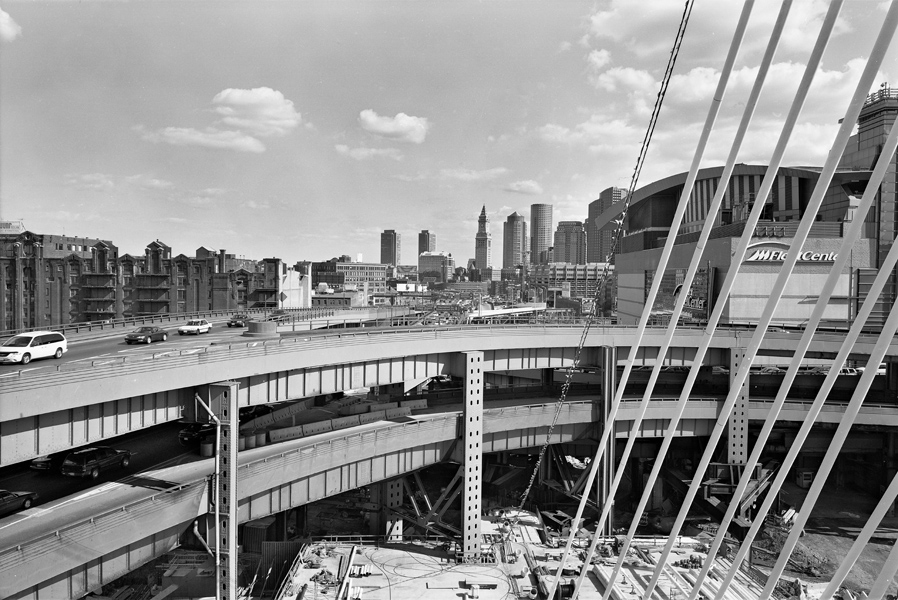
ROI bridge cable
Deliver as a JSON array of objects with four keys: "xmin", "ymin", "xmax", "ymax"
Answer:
[{"xmin": 513, "ymin": 0, "xmax": 696, "ymax": 515}]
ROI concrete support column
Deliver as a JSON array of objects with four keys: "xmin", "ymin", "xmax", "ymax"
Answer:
[
  {"xmin": 540, "ymin": 367, "xmax": 554, "ymax": 389},
  {"xmin": 208, "ymin": 381, "xmax": 240, "ymax": 600},
  {"xmin": 599, "ymin": 345, "xmax": 617, "ymax": 536},
  {"xmin": 462, "ymin": 351, "xmax": 484, "ymax": 562},
  {"xmin": 368, "ymin": 480, "xmax": 403, "ymax": 538},
  {"xmin": 383, "ymin": 479, "xmax": 404, "ymax": 541},
  {"xmin": 888, "ymin": 432, "xmax": 898, "ymax": 517},
  {"xmin": 728, "ymin": 348, "xmax": 748, "ymax": 465}
]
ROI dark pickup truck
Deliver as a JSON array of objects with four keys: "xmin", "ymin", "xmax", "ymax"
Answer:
[
  {"xmin": 60, "ymin": 446, "xmax": 133, "ymax": 479},
  {"xmin": 227, "ymin": 313, "xmax": 250, "ymax": 327}
]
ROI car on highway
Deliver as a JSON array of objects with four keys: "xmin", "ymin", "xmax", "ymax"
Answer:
[
  {"xmin": 178, "ymin": 319, "xmax": 212, "ymax": 335},
  {"xmin": 0, "ymin": 489, "xmax": 38, "ymax": 517},
  {"xmin": 0, "ymin": 331, "xmax": 67, "ymax": 365},
  {"xmin": 227, "ymin": 313, "xmax": 250, "ymax": 327},
  {"xmin": 124, "ymin": 326, "xmax": 169, "ymax": 344},
  {"xmin": 29, "ymin": 452, "xmax": 67, "ymax": 473},
  {"xmin": 60, "ymin": 446, "xmax": 133, "ymax": 479},
  {"xmin": 178, "ymin": 421, "xmax": 216, "ymax": 445}
]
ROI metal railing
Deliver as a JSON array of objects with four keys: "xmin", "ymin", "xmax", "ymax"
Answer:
[{"xmin": 0, "ymin": 308, "xmax": 272, "ymax": 340}]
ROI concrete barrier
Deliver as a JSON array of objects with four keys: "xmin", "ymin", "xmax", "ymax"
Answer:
[
  {"xmin": 268, "ymin": 425, "xmax": 305, "ymax": 443},
  {"xmin": 371, "ymin": 402, "xmax": 398, "ymax": 412},
  {"xmin": 301, "ymin": 421, "xmax": 334, "ymax": 436},
  {"xmin": 358, "ymin": 410, "xmax": 388, "ymax": 425},
  {"xmin": 399, "ymin": 399, "xmax": 428, "ymax": 411},
  {"xmin": 338, "ymin": 404, "xmax": 369, "ymax": 417},
  {"xmin": 331, "ymin": 415, "xmax": 362, "ymax": 430},
  {"xmin": 385, "ymin": 407, "xmax": 412, "ymax": 419}
]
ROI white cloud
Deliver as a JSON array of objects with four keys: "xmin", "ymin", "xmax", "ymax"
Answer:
[
  {"xmin": 537, "ymin": 115, "xmax": 635, "ymax": 146},
  {"xmin": 124, "ymin": 174, "xmax": 173, "ymax": 189},
  {"xmin": 359, "ymin": 109, "xmax": 430, "ymax": 144},
  {"xmin": 135, "ymin": 125, "xmax": 265, "ymax": 153},
  {"xmin": 242, "ymin": 200, "xmax": 270, "ymax": 210},
  {"xmin": 184, "ymin": 188, "xmax": 226, "ymax": 207},
  {"xmin": 134, "ymin": 87, "xmax": 301, "ymax": 153},
  {"xmin": 440, "ymin": 167, "xmax": 508, "ymax": 182},
  {"xmin": 587, "ymin": 49, "xmax": 611, "ymax": 71},
  {"xmin": 558, "ymin": 41, "xmax": 572, "ymax": 53},
  {"xmin": 212, "ymin": 87, "xmax": 302, "ymax": 137},
  {"xmin": 65, "ymin": 173, "xmax": 115, "ymax": 192},
  {"xmin": 335, "ymin": 144, "xmax": 403, "ymax": 161},
  {"xmin": 0, "ymin": 8, "xmax": 21, "ymax": 42},
  {"xmin": 504, "ymin": 180, "xmax": 543, "ymax": 195},
  {"xmin": 592, "ymin": 66, "xmax": 655, "ymax": 93},
  {"xmin": 392, "ymin": 173, "xmax": 427, "ymax": 182}
]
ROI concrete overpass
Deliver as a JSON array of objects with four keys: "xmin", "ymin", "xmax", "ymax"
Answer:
[
  {"xmin": 3, "ymin": 324, "xmax": 895, "ymax": 467},
  {"xmin": 1, "ymin": 324, "xmax": 897, "ymax": 598}
]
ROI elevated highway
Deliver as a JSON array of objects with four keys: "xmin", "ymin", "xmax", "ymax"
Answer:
[
  {"xmin": 1, "ymin": 324, "xmax": 897, "ymax": 598},
  {"xmin": 4, "ymin": 388, "xmax": 898, "ymax": 600},
  {"xmin": 2, "ymin": 324, "xmax": 895, "ymax": 467}
]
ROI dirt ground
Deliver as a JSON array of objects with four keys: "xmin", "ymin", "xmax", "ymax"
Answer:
[{"xmin": 772, "ymin": 480, "xmax": 898, "ymax": 596}]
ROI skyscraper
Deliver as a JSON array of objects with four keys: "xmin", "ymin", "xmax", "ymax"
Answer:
[
  {"xmin": 474, "ymin": 206, "xmax": 492, "ymax": 269},
  {"xmin": 553, "ymin": 221, "xmax": 587, "ymax": 264},
  {"xmin": 530, "ymin": 203, "xmax": 553, "ymax": 265},
  {"xmin": 418, "ymin": 230, "xmax": 437, "ymax": 256},
  {"xmin": 587, "ymin": 187, "xmax": 627, "ymax": 263},
  {"xmin": 503, "ymin": 212, "xmax": 528, "ymax": 268},
  {"xmin": 380, "ymin": 230, "xmax": 400, "ymax": 265}
]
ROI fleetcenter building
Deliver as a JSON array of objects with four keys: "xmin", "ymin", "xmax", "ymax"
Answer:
[
  {"xmin": 603, "ymin": 88, "xmax": 897, "ymax": 328},
  {"xmin": 611, "ymin": 163, "xmax": 876, "ymax": 327}
]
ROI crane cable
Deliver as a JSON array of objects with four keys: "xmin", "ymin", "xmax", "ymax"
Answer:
[{"xmin": 514, "ymin": 0, "xmax": 696, "ymax": 513}]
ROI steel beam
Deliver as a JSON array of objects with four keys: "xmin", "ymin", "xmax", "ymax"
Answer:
[{"xmin": 462, "ymin": 351, "xmax": 484, "ymax": 562}]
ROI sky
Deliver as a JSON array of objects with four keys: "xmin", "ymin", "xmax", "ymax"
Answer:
[{"xmin": 0, "ymin": 1, "xmax": 895, "ymax": 267}]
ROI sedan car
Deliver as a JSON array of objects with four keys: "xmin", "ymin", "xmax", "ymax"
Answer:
[
  {"xmin": 227, "ymin": 313, "xmax": 250, "ymax": 327},
  {"xmin": 0, "ymin": 489, "xmax": 38, "ymax": 517},
  {"xmin": 178, "ymin": 421, "xmax": 216, "ymax": 445},
  {"xmin": 29, "ymin": 452, "xmax": 66, "ymax": 473},
  {"xmin": 178, "ymin": 319, "xmax": 212, "ymax": 335},
  {"xmin": 124, "ymin": 326, "xmax": 168, "ymax": 344},
  {"xmin": 60, "ymin": 446, "xmax": 133, "ymax": 479}
]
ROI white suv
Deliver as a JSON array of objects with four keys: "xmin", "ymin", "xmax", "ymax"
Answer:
[{"xmin": 0, "ymin": 331, "xmax": 68, "ymax": 365}]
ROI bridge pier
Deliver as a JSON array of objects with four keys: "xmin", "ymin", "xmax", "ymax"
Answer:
[
  {"xmin": 207, "ymin": 381, "xmax": 240, "ymax": 600},
  {"xmin": 728, "ymin": 348, "xmax": 748, "ymax": 465},
  {"xmin": 370, "ymin": 479, "xmax": 405, "ymax": 541},
  {"xmin": 462, "ymin": 351, "xmax": 484, "ymax": 561},
  {"xmin": 598, "ymin": 345, "xmax": 617, "ymax": 535}
]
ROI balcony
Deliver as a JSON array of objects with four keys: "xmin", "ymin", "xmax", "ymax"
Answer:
[{"xmin": 81, "ymin": 281, "xmax": 115, "ymax": 289}]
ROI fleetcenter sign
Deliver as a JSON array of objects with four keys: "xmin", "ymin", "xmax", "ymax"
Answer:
[{"xmin": 745, "ymin": 243, "xmax": 837, "ymax": 263}]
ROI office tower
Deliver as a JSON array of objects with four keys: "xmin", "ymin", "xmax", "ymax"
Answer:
[
  {"xmin": 380, "ymin": 230, "xmax": 400, "ymax": 265},
  {"xmin": 587, "ymin": 187, "xmax": 627, "ymax": 263},
  {"xmin": 474, "ymin": 206, "xmax": 492, "ymax": 269},
  {"xmin": 418, "ymin": 251, "xmax": 455, "ymax": 284},
  {"xmin": 553, "ymin": 221, "xmax": 587, "ymax": 264},
  {"xmin": 503, "ymin": 212, "xmax": 528, "ymax": 268},
  {"xmin": 530, "ymin": 203, "xmax": 553, "ymax": 265},
  {"xmin": 418, "ymin": 230, "xmax": 437, "ymax": 256}
]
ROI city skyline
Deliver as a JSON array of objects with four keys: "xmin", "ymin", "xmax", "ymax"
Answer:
[{"xmin": 1, "ymin": 1, "xmax": 895, "ymax": 265}]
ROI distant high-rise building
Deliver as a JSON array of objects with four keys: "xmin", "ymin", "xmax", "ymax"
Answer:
[
  {"xmin": 418, "ymin": 230, "xmax": 437, "ymax": 256},
  {"xmin": 530, "ymin": 203, "xmax": 553, "ymax": 265},
  {"xmin": 587, "ymin": 187, "xmax": 627, "ymax": 263},
  {"xmin": 380, "ymin": 230, "xmax": 400, "ymax": 265},
  {"xmin": 554, "ymin": 221, "xmax": 587, "ymax": 264},
  {"xmin": 418, "ymin": 251, "xmax": 455, "ymax": 284},
  {"xmin": 503, "ymin": 212, "xmax": 528, "ymax": 269},
  {"xmin": 474, "ymin": 206, "xmax": 492, "ymax": 269}
]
